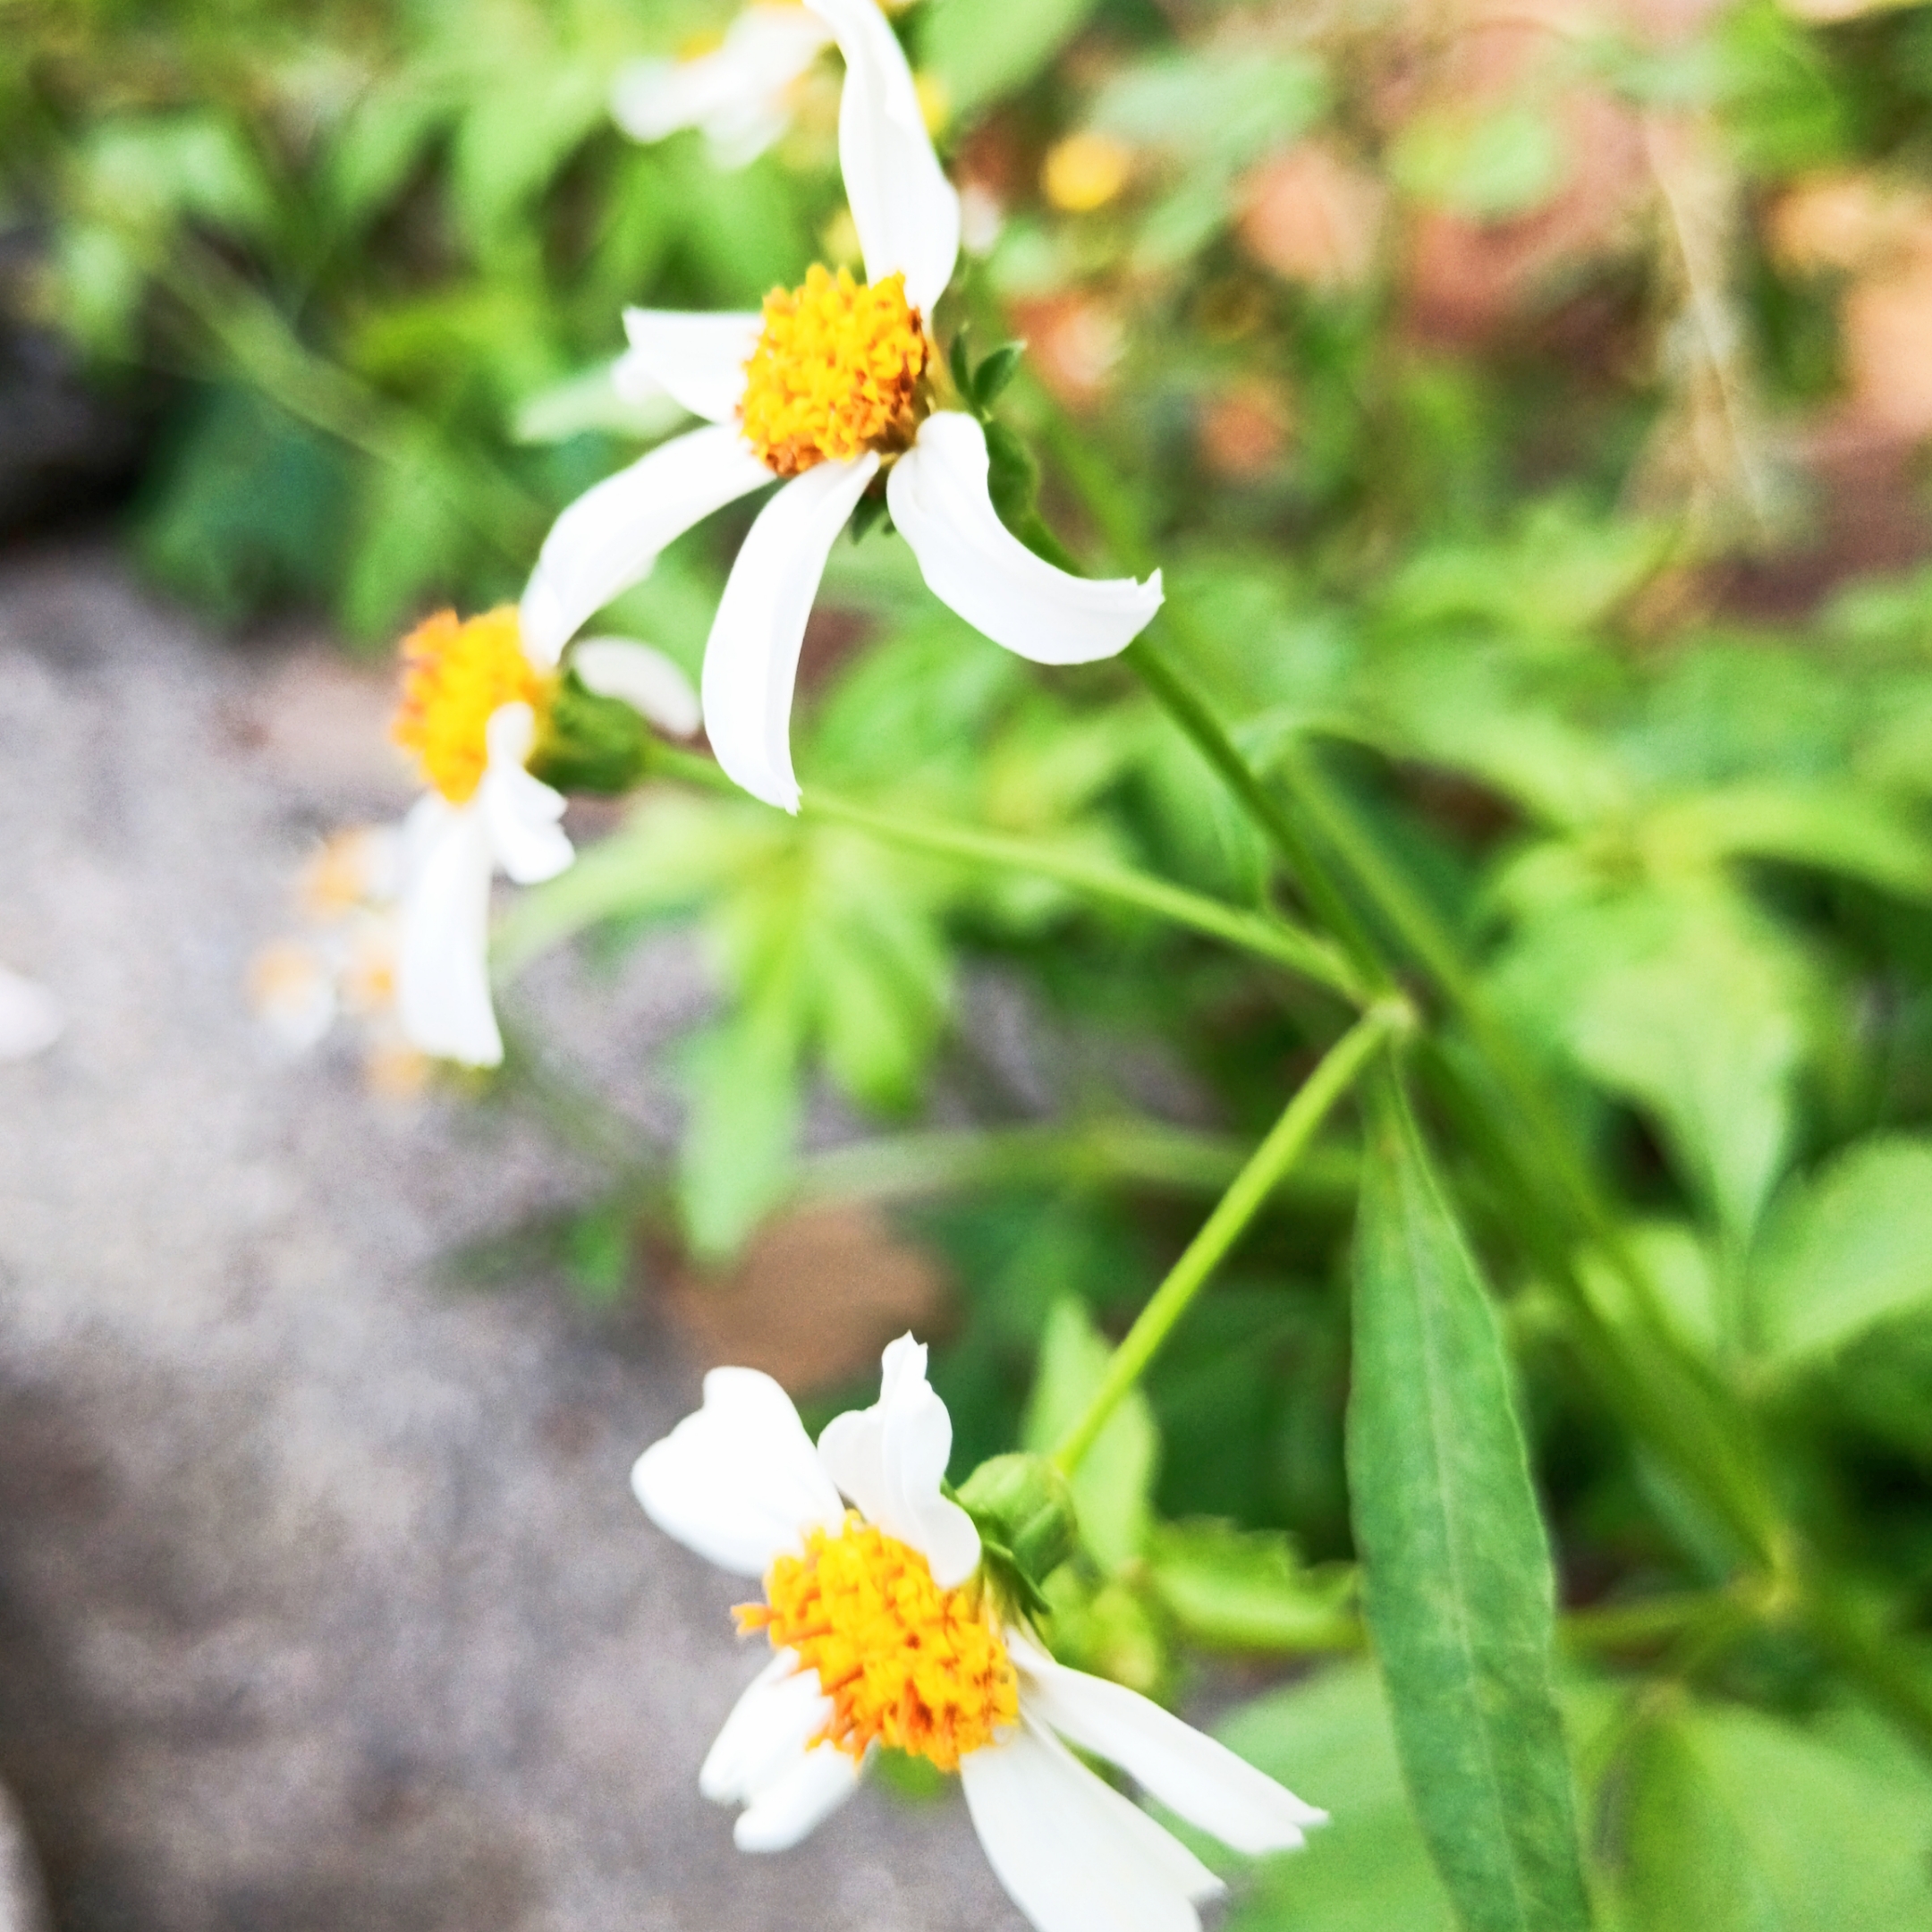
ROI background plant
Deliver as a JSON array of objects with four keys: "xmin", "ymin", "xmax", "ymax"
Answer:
[{"xmin": 10, "ymin": 0, "xmax": 1932, "ymax": 1925}]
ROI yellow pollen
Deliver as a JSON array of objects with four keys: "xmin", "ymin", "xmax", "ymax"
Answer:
[
  {"xmin": 391, "ymin": 607, "xmax": 548, "ymax": 806},
  {"xmin": 737, "ymin": 1516, "xmax": 1017, "ymax": 1772},
  {"xmin": 738, "ymin": 266, "xmax": 928, "ymax": 478}
]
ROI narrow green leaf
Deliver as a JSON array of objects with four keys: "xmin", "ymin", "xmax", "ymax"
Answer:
[
  {"xmin": 1348, "ymin": 1077, "xmax": 1592, "ymax": 1932},
  {"xmin": 920, "ymin": 0, "xmax": 1104, "ymax": 113},
  {"xmin": 972, "ymin": 341, "xmax": 1026, "ymax": 411}
]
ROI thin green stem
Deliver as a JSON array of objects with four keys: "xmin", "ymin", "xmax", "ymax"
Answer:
[
  {"xmin": 1055, "ymin": 1001, "xmax": 1411, "ymax": 1474},
  {"xmin": 805, "ymin": 787, "xmax": 1364, "ymax": 1002}
]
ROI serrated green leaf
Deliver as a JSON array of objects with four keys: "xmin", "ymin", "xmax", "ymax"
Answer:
[{"xmin": 1349, "ymin": 1078, "xmax": 1592, "ymax": 1932}]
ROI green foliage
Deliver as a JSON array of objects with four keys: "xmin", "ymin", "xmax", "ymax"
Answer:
[
  {"xmin": 15, "ymin": 0, "xmax": 1932, "ymax": 1922},
  {"xmin": 1350, "ymin": 1078, "xmax": 1592, "ymax": 1932}
]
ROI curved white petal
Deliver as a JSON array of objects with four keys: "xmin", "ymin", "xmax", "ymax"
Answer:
[
  {"xmin": 622, "ymin": 310, "xmax": 760, "ymax": 425},
  {"xmin": 817, "ymin": 1334, "xmax": 979, "ymax": 1588},
  {"xmin": 700, "ymin": 1651, "xmax": 834, "ymax": 1805},
  {"xmin": 572, "ymin": 637, "xmax": 703, "ymax": 737},
  {"xmin": 805, "ymin": 0, "xmax": 959, "ymax": 312},
  {"xmin": 612, "ymin": 7, "xmax": 830, "ymax": 165},
  {"xmin": 890, "ymin": 413, "xmax": 1163, "ymax": 665},
  {"xmin": 396, "ymin": 792, "xmax": 502, "ymax": 1067},
  {"xmin": 478, "ymin": 704, "xmax": 573, "ymax": 886},
  {"xmin": 0, "ymin": 964, "xmax": 64, "ymax": 1061},
  {"xmin": 961, "ymin": 1720, "xmax": 1222, "ymax": 1932},
  {"xmin": 701, "ymin": 453, "xmax": 877, "ymax": 814},
  {"xmin": 732, "ymin": 1741, "xmax": 864, "ymax": 1852},
  {"xmin": 1010, "ymin": 1631, "xmax": 1326, "ymax": 1857},
  {"xmin": 631, "ymin": 1366, "xmax": 847, "ymax": 1577},
  {"xmin": 521, "ymin": 425, "xmax": 772, "ymax": 665}
]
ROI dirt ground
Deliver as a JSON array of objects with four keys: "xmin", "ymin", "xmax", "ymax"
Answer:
[{"xmin": 0, "ymin": 548, "xmax": 1020, "ymax": 1932}]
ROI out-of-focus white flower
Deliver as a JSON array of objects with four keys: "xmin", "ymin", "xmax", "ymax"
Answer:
[
  {"xmin": 632, "ymin": 1335, "xmax": 1324, "ymax": 1930},
  {"xmin": 0, "ymin": 963, "xmax": 64, "ymax": 1061},
  {"xmin": 613, "ymin": 3, "xmax": 835, "ymax": 169},
  {"xmin": 387, "ymin": 608, "xmax": 698, "ymax": 1068},
  {"xmin": 526, "ymin": 0, "xmax": 1164, "ymax": 816}
]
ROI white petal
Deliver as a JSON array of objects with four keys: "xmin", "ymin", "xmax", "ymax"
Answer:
[
  {"xmin": 572, "ymin": 637, "xmax": 703, "ymax": 737},
  {"xmin": 631, "ymin": 1366, "xmax": 848, "ymax": 1576},
  {"xmin": 700, "ymin": 1651, "xmax": 834, "ymax": 1805},
  {"xmin": 478, "ymin": 704, "xmax": 573, "ymax": 886},
  {"xmin": 1010, "ymin": 1631, "xmax": 1326, "ymax": 1857},
  {"xmin": 732, "ymin": 1742, "xmax": 864, "ymax": 1852},
  {"xmin": 961, "ymin": 1720, "xmax": 1221, "ymax": 1932},
  {"xmin": 805, "ymin": 0, "xmax": 960, "ymax": 312},
  {"xmin": 621, "ymin": 309, "xmax": 760, "ymax": 425},
  {"xmin": 817, "ymin": 1334, "xmax": 979, "ymax": 1587},
  {"xmin": 0, "ymin": 963, "xmax": 64, "ymax": 1061},
  {"xmin": 520, "ymin": 425, "xmax": 772, "ymax": 665},
  {"xmin": 700, "ymin": 453, "xmax": 877, "ymax": 814},
  {"xmin": 890, "ymin": 413, "xmax": 1163, "ymax": 665},
  {"xmin": 396, "ymin": 792, "xmax": 502, "ymax": 1067},
  {"xmin": 611, "ymin": 7, "xmax": 829, "ymax": 164}
]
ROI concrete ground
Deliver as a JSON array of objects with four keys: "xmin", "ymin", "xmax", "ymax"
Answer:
[{"xmin": 0, "ymin": 549, "xmax": 1020, "ymax": 1932}]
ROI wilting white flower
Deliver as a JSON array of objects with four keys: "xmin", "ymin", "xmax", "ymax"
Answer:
[
  {"xmin": 525, "ymin": 0, "xmax": 1164, "ymax": 815},
  {"xmin": 0, "ymin": 962, "xmax": 64, "ymax": 1061},
  {"xmin": 632, "ymin": 1336, "xmax": 1324, "ymax": 1932},
  {"xmin": 612, "ymin": 3, "xmax": 835, "ymax": 168},
  {"xmin": 388, "ymin": 607, "xmax": 698, "ymax": 1068}
]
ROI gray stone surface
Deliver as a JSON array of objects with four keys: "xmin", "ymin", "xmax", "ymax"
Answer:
[{"xmin": 0, "ymin": 551, "xmax": 1021, "ymax": 1932}]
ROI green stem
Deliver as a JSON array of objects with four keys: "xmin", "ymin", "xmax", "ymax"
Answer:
[
  {"xmin": 1054, "ymin": 1001, "xmax": 1411, "ymax": 1474},
  {"xmin": 805, "ymin": 787, "xmax": 1364, "ymax": 1002},
  {"xmin": 1127, "ymin": 631, "xmax": 1393, "ymax": 990}
]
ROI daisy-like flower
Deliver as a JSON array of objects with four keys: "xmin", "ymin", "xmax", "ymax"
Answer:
[
  {"xmin": 632, "ymin": 1335, "xmax": 1324, "ymax": 1932},
  {"xmin": 524, "ymin": 0, "xmax": 1165, "ymax": 814},
  {"xmin": 389, "ymin": 608, "xmax": 700, "ymax": 1068},
  {"xmin": 611, "ymin": 2, "xmax": 836, "ymax": 169}
]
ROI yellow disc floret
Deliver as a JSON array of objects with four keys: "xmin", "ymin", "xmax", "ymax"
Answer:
[
  {"xmin": 739, "ymin": 266, "xmax": 929, "ymax": 478},
  {"xmin": 738, "ymin": 1515, "xmax": 1017, "ymax": 1772},
  {"xmin": 391, "ymin": 607, "xmax": 549, "ymax": 806}
]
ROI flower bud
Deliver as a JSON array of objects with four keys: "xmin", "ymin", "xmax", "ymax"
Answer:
[
  {"xmin": 957, "ymin": 1453, "xmax": 1080, "ymax": 1597},
  {"xmin": 529, "ymin": 671, "xmax": 655, "ymax": 796}
]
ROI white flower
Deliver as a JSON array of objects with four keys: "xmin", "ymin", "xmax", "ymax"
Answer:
[
  {"xmin": 632, "ymin": 1335, "xmax": 1325, "ymax": 1932},
  {"xmin": 388, "ymin": 608, "xmax": 699, "ymax": 1068},
  {"xmin": 526, "ymin": 0, "xmax": 1164, "ymax": 815},
  {"xmin": 611, "ymin": 3, "xmax": 835, "ymax": 169},
  {"xmin": 0, "ymin": 962, "xmax": 64, "ymax": 1062}
]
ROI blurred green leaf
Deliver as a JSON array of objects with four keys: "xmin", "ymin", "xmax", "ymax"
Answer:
[
  {"xmin": 1349, "ymin": 1079, "xmax": 1592, "ymax": 1932},
  {"xmin": 1750, "ymin": 1137, "xmax": 1932, "ymax": 1365},
  {"xmin": 1610, "ymin": 1696, "xmax": 1932, "ymax": 1930},
  {"xmin": 1146, "ymin": 1519, "xmax": 1356, "ymax": 1654},
  {"xmin": 1022, "ymin": 1296, "xmax": 1157, "ymax": 1574},
  {"xmin": 921, "ymin": 0, "xmax": 1105, "ymax": 114},
  {"xmin": 1218, "ymin": 1662, "xmax": 1455, "ymax": 1932},
  {"xmin": 1488, "ymin": 885, "xmax": 1826, "ymax": 1242},
  {"xmin": 677, "ymin": 1007, "xmax": 802, "ymax": 1261},
  {"xmin": 1390, "ymin": 104, "xmax": 1566, "ymax": 222}
]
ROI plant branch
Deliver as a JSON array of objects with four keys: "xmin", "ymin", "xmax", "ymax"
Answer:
[{"xmin": 1055, "ymin": 1000, "xmax": 1412, "ymax": 1475}]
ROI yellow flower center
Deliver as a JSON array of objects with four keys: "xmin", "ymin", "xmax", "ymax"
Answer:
[
  {"xmin": 391, "ymin": 607, "xmax": 549, "ymax": 806},
  {"xmin": 738, "ymin": 266, "xmax": 929, "ymax": 478},
  {"xmin": 737, "ymin": 1515, "xmax": 1017, "ymax": 1772}
]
